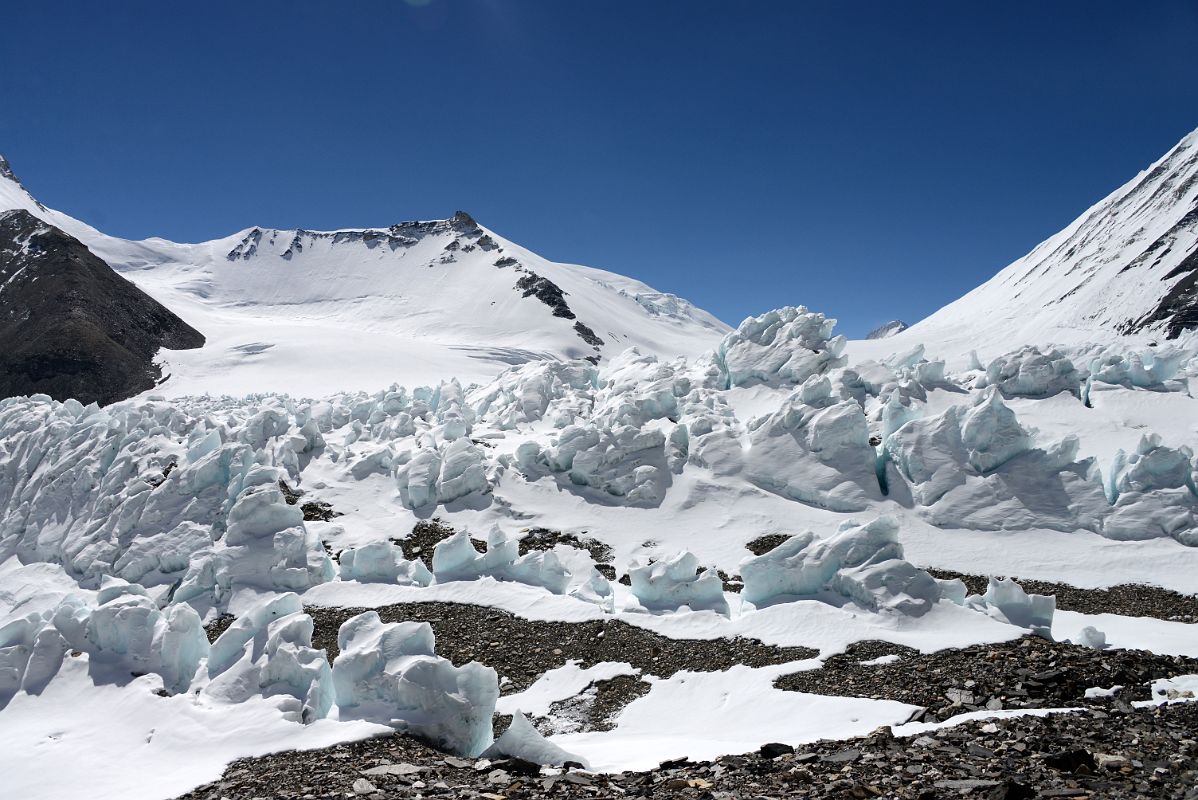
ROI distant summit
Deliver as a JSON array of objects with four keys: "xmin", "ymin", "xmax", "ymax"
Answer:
[
  {"xmin": 865, "ymin": 320, "xmax": 908, "ymax": 339},
  {"xmin": 0, "ymin": 154, "xmax": 46, "ymax": 212},
  {"xmin": 0, "ymin": 154, "xmax": 728, "ymax": 398}
]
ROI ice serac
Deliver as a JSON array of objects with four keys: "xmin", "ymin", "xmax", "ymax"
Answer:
[
  {"xmin": 178, "ymin": 466, "xmax": 335, "ymax": 600},
  {"xmin": 206, "ymin": 594, "xmax": 332, "ymax": 723},
  {"xmin": 887, "ymin": 126, "xmax": 1198, "ymax": 355},
  {"xmin": 739, "ymin": 517, "xmax": 941, "ymax": 616},
  {"xmin": 2, "ymin": 579, "xmax": 210, "ymax": 708},
  {"xmin": 1103, "ymin": 435, "xmax": 1198, "ymax": 545},
  {"xmin": 717, "ymin": 306, "xmax": 847, "ymax": 388},
  {"xmin": 628, "ymin": 551, "xmax": 729, "ymax": 615},
  {"xmin": 744, "ymin": 376, "xmax": 882, "ymax": 512},
  {"xmin": 430, "ymin": 528, "xmax": 576, "ymax": 595},
  {"xmin": 331, "ymin": 611, "xmax": 499, "ymax": 756},
  {"xmin": 976, "ymin": 347, "xmax": 1081, "ymax": 399},
  {"xmin": 0, "ymin": 209, "xmax": 204, "ymax": 405},
  {"xmin": 482, "ymin": 711, "xmax": 591, "ymax": 767},
  {"xmin": 883, "ymin": 392, "xmax": 1111, "ymax": 533},
  {"xmin": 339, "ymin": 542, "xmax": 433, "ymax": 586},
  {"xmin": 966, "ymin": 578, "xmax": 1055, "ymax": 638}
]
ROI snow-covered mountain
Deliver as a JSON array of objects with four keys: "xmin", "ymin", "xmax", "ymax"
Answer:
[
  {"xmin": 865, "ymin": 319, "xmax": 908, "ymax": 339},
  {"xmin": 0, "ymin": 156, "xmax": 728, "ymax": 398},
  {"xmin": 855, "ymin": 126, "xmax": 1198, "ymax": 362}
]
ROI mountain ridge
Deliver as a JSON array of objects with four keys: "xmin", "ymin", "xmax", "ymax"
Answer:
[
  {"xmin": 880, "ymin": 126, "xmax": 1198, "ymax": 358},
  {"xmin": 0, "ymin": 156, "xmax": 730, "ymax": 398},
  {"xmin": 5, "ymin": 126, "xmax": 1198, "ymax": 396}
]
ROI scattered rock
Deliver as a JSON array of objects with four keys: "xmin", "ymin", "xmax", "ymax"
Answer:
[
  {"xmin": 776, "ymin": 636, "xmax": 1198, "ymax": 721},
  {"xmin": 515, "ymin": 272, "xmax": 575, "ymax": 319},
  {"xmin": 202, "ymin": 613, "xmax": 236, "ymax": 644},
  {"xmin": 538, "ymin": 674, "xmax": 651, "ymax": 734},
  {"xmin": 988, "ymin": 780, "xmax": 1035, "ymax": 800},
  {"xmin": 1045, "ymin": 748, "xmax": 1097, "ymax": 774},
  {"xmin": 573, "ymin": 321, "xmax": 604, "ymax": 347},
  {"xmin": 745, "ymin": 534, "xmax": 791, "ymax": 556},
  {"xmin": 759, "ymin": 742, "xmax": 795, "ymax": 759},
  {"xmin": 300, "ymin": 500, "xmax": 340, "ymax": 522}
]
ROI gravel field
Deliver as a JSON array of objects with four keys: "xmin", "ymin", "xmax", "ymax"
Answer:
[
  {"xmin": 187, "ymin": 542, "xmax": 1198, "ymax": 800},
  {"xmin": 775, "ymin": 636, "xmax": 1198, "ymax": 721},
  {"xmin": 177, "ymin": 700, "xmax": 1198, "ymax": 800},
  {"xmin": 306, "ymin": 601, "xmax": 817, "ymax": 693}
]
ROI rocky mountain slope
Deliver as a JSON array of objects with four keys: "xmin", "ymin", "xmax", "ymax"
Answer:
[{"xmin": 0, "ymin": 209, "xmax": 204, "ymax": 405}]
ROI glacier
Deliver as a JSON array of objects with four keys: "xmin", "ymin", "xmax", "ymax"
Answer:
[
  {"xmin": 0, "ymin": 305, "xmax": 1195, "ymax": 798},
  {"xmin": 0, "ymin": 306, "xmax": 1195, "ymax": 616}
]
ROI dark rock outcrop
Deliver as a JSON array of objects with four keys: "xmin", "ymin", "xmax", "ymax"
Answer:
[
  {"xmin": 1127, "ymin": 239, "xmax": 1198, "ymax": 339},
  {"xmin": 0, "ymin": 209, "xmax": 204, "ymax": 405},
  {"xmin": 573, "ymin": 321, "xmax": 604, "ymax": 347},
  {"xmin": 515, "ymin": 271, "xmax": 576, "ymax": 319}
]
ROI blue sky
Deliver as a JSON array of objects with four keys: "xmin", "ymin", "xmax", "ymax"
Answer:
[{"xmin": 1, "ymin": 1, "xmax": 1196, "ymax": 337}]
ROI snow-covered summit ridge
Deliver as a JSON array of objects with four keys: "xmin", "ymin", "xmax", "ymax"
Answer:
[
  {"xmin": 876, "ymin": 126, "xmax": 1198, "ymax": 359},
  {"xmin": 223, "ymin": 210, "xmax": 484, "ymax": 261},
  {"xmin": 0, "ymin": 155, "xmax": 45, "ymax": 213}
]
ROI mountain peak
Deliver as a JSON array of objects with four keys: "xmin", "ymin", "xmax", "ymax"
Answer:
[
  {"xmin": 450, "ymin": 210, "xmax": 478, "ymax": 229},
  {"xmin": 865, "ymin": 320, "xmax": 908, "ymax": 339},
  {"xmin": 0, "ymin": 154, "xmax": 47, "ymax": 213}
]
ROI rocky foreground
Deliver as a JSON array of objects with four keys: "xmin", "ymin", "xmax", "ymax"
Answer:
[
  {"xmin": 180, "ymin": 701, "xmax": 1196, "ymax": 800},
  {"xmin": 184, "ymin": 591, "xmax": 1198, "ymax": 800}
]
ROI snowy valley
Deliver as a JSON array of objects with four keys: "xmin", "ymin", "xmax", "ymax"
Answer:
[{"xmin": 1, "ymin": 128, "xmax": 1197, "ymax": 800}]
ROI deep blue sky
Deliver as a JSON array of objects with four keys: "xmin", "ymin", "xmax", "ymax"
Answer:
[{"xmin": 2, "ymin": 1, "xmax": 1196, "ymax": 337}]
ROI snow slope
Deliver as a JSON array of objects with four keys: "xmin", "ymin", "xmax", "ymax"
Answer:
[
  {"xmin": 0, "ymin": 156, "xmax": 728, "ymax": 397},
  {"xmin": 852, "ymin": 126, "xmax": 1198, "ymax": 364}
]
